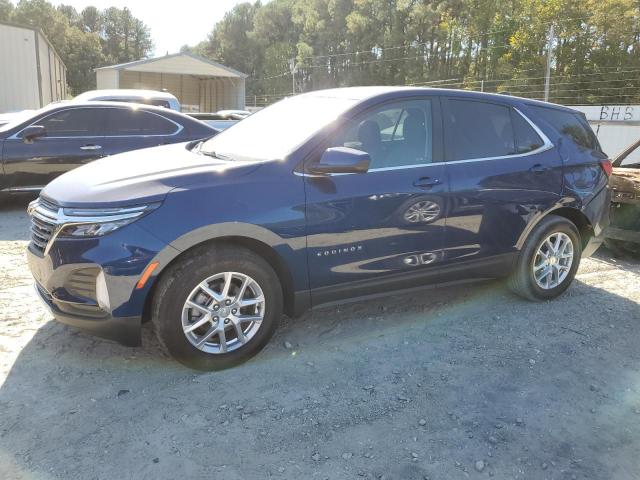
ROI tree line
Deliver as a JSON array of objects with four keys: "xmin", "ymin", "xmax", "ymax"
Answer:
[
  {"xmin": 186, "ymin": 0, "xmax": 640, "ymax": 106},
  {"xmin": 0, "ymin": 0, "xmax": 153, "ymax": 95},
  {"xmin": 1, "ymin": 0, "xmax": 638, "ymax": 105}
]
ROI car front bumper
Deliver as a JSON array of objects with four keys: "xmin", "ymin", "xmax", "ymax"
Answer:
[
  {"xmin": 33, "ymin": 282, "xmax": 142, "ymax": 346},
  {"xmin": 26, "ymin": 223, "xmax": 171, "ymax": 346}
]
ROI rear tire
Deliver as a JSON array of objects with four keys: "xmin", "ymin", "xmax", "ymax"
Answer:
[
  {"xmin": 151, "ymin": 244, "xmax": 283, "ymax": 370},
  {"xmin": 508, "ymin": 216, "xmax": 582, "ymax": 301}
]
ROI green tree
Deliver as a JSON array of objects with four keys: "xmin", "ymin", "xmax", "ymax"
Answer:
[
  {"xmin": 57, "ymin": 4, "xmax": 82, "ymax": 29},
  {"xmin": 61, "ymin": 26, "xmax": 105, "ymax": 93},
  {"xmin": 0, "ymin": 0, "xmax": 13, "ymax": 21},
  {"xmin": 80, "ymin": 6, "xmax": 101, "ymax": 33},
  {"xmin": 189, "ymin": 0, "xmax": 640, "ymax": 104}
]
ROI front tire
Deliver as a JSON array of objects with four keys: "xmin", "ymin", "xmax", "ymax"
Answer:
[
  {"xmin": 151, "ymin": 244, "xmax": 283, "ymax": 370},
  {"xmin": 508, "ymin": 216, "xmax": 582, "ymax": 301}
]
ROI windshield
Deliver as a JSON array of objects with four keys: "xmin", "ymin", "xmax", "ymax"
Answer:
[{"xmin": 200, "ymin": 94, "xmax": 358, "ymax": 161}]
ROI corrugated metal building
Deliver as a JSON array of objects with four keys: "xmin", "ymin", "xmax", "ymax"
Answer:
[
  {"xmin": 0, "ymin": 22, "xmax": 67, "ymax": 113},
  {"xmin": 95, "ymin": 53, "xmax": 247, "ymax": 112}
]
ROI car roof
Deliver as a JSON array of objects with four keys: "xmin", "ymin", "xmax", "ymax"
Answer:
[
  {"xmin": 73, "ymin": 89, "xmax": 178, "ymax": 101},
  {"xmin": 35, "ymin": 101, "xmax": 210, "ymax": 125},
  {"xmin": 300, "ymin": 86, "xmax": 580, "ymax": 113}
]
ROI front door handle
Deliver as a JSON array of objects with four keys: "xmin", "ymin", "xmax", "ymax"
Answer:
[
  {"xmin": 529, "ymin": 164, "xmax": 549, "ymax": 174},
  {"xmin": 80, "ymin": 144, "xmax": 102, "ymax": 151},
  {"xmin": 413, "ymin": 177, "xmax": 441, "ymax": 189}
]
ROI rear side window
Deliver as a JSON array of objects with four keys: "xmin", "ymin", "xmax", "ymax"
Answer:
[
  {"xmin": 34, "ymin": 108, "xmax": 106, "ymax": 137},
  {"xmin": 106, "ymin": 108, "xmax": 179, "ymax": 136},
  {"xmin": 446, "ymin": 100, "xmax": 515, "ymax": 161},
  {"xmin": 511, "ymin": 110, "xmax": 544, "ymax": 154},
  {"xmin": 529, "ymin": 106, "xmax": 600, "ymax": 151}
]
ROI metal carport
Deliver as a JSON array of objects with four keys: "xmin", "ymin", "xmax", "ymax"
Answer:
[{"xmin": 94, "ymin": 52, "xmax": 247, "ymax": 112}]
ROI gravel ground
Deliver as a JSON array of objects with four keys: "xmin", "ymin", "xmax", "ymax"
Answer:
[{"xmin": 1, "ymin": 196, "xmax": 640, "ymax": 480}]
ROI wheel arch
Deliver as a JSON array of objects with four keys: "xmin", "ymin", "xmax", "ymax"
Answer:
[
  {"xmin": 517, "ymin": 206, "xmax": 593, "ymax": 251},
  {"xmin": 141, "ymin": 228, "xmax": 301, "ymax": 323}
]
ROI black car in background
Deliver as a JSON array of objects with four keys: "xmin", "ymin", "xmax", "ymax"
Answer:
[{"xmin": 0, "ymin": 102, "xmax": 216, "ymax": 193}]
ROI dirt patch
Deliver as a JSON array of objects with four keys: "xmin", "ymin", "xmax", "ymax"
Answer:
[{"xmin": 1, "ymin": 199, "xmax": 639, "ymax": 479}]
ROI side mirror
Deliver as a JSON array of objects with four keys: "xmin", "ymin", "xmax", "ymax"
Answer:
[
  {"xmin": 308, "ymin": 147, "xmax": 370, "ymax": 175},
  {"xmin": 22, "ymin": 125, "xmax": 46, "ymax": 142}
]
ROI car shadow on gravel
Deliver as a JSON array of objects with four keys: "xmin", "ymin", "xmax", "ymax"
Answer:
[
  {"xmin": 595, "ymin": 246, "xmax": 640, "ymax": 273},
  {"xmin": 1, "ymin": 273, "xmax": 640, "ymax": 479}
]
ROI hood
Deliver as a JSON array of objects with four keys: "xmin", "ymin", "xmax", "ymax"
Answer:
[{"xmin": 42, "ymin": 142, "xmax": 261, "ymax": 208}]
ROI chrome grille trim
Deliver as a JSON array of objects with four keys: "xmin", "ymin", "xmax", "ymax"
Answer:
[
  {"xmin": 27, "ymin": 197, "xmax": 154, "ymax": 255},
  {"xmin": 28, "ymin": 199, "xmax": 59, "ymax": 254}
]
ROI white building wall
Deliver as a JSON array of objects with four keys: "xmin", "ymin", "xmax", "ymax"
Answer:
[
  {"xmin": 0, "ymin": 24, "xmax": 67, "ymax": 112},
  {"xmin": 198, "ymin": 77, "xmax": 244, "ymax": 111},
  {"xmin": 0, "ymin": 24, "xmax": 39, "ymax": 112},
  {"xmin": 572, "ymin": 105, "xmax": 640, "ymax": 165},
  {"xmin": 94, "ymin": 54, "xmax": 247, "ymax": 112},
  {"xmin": 96, "ymin": 69, "xmax": 120, "ymax": 89}
]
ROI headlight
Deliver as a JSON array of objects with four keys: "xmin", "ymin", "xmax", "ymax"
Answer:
[
  {"xmin": 59, "ymin": 219, "xmax": 139, "ymax": 237},
  {"xmin": 56, "ymin": 203, "xmax": 160, "ymax": 238}
]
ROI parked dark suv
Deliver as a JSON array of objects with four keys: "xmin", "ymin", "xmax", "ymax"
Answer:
[
  {"xmin": 0, "ymin": 101, "xmax": 215, "ymax": 194},
  {"xmin": 27, "ymin": 87, "xmax": 610, "ymax": 370}
]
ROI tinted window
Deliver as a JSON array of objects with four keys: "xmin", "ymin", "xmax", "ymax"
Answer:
[
  {"xmin": 446, "ymin": 100, "xmax": 515, "ymax": 161},
  {"xmin": 334, "ymin": 100, "xmax": 433, "ymax": 169},
  {"xmin": 106, "ymin": 109, "xmax": 179, "ymax": 136},
  {"xmin": 529, "ymin": 106, "xmax": 600, "ymax": 151},
  {"xmin": 512, "ymin": 110, "xmax": 544, "ymax": 153},
  {"xmin": 33, "ymin": 108, "xmax": 105, "ymax": 137}
]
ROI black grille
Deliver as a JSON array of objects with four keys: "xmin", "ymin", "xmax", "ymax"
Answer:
[{"xmin": 29, "ymin": 198, "xmax": 59, "ymax": 253}]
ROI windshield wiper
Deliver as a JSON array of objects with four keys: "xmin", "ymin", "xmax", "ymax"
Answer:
[{"xmin": 199, "ymin": 149, "xmax": 233, "ymax": 161}]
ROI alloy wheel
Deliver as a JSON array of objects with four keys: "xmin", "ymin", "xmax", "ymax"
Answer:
[
  {"xmin": 532, "ymin": 232, "xmax": 574, "ymax": 289},
  {"xmin": 181, "ymin": 272, "xmax": 265, "ymax": 354}
]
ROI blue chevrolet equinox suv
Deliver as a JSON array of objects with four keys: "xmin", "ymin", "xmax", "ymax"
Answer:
[{"xmin": 27, "ymin": 87, "xmax": 611, "ymax": 370}]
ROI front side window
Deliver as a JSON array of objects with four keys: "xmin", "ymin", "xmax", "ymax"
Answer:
[
  {"xmin": 333, "ymin": 100, "xmax": 433, "ymax": 169},
  {"xmin": 446, "ymin": 99, "xmax": 516, "ymax": 161},
  {"xmin": 106, "ymin": 109, "xmax": 178, "ymax": 136},
  {"xmin": 31, "ymin": 108, "xmax": 105, "ymax": 137}
]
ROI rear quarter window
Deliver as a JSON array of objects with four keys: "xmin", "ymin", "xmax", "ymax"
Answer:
[
  {"xmin": 529, "ymin": 106, "xmax": 600, "ymax": 152},
  {"xmin": 511, "ymin": 109, "xmax": 544, "ymax": 154}
]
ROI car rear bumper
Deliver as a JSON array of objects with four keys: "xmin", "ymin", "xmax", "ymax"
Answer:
[
  {"xmin": 34, "ymin": 282, "xmax": 141, "ymax": 346},
  {"xmin": 581, "ymin": 184, "xmax": 611, "ymax": 258}
]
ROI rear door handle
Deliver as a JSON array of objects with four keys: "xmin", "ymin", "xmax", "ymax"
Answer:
[
  {"xmin": 413, "ymin": 177, "xmax": 441, "ymax": 189},
  {"xmin": 530, "ymin": 164, "xmax": 549, "ymax": 174},
  {"xmin": 80, "ymin": 144, "xmax": 102, "ymax": 151}
]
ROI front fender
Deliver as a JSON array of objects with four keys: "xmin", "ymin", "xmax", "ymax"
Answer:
[{"xmin": 168, "ymin": 222, "xmax": 292, "ymax": 252}]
